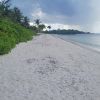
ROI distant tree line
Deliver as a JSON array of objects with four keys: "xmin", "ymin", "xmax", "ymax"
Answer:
[{"xmin": 46, "ymin": 29, "xmax": 90, "ymax": 35}]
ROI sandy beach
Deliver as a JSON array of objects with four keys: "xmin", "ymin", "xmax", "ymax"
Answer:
[{"xmin": 0, "ymin": 34, "xmax": 100, "ymax": 100}]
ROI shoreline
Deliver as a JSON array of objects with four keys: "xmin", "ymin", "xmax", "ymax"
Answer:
[
  {"xmin": 51, "ymin": 33, "xmax": 100, "ymax": 53},
  {"xmin": 51, "ymin": 34, "xmax": 100, "ymax": 54},
  {"xmin": 0, "ymin": 34, "xmax": 100, "ymax": 100}
]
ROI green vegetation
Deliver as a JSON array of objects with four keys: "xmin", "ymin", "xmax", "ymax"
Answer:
[
  {"xmin": 46, "ymin": 29, "xmax": 90, "ymax": 35},
  {"xmin": 0, "ymin": 0, "xmax": 36, "ymax": 55},
  {"xmin": 0, "ymin": 18, "xmax": 36, "ymax": 55},
  {"xmin": 34, "ymin": 19, "xmax": 46, "ymax": 33}
]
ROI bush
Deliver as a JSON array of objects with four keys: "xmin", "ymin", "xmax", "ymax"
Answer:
[{"xmin": 0, "ymin": 18, "xmax": 36, "ymax": 55}]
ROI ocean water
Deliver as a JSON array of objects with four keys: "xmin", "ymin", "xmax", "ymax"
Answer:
[{"xmin": 53, "ymin": 34, "xmax": 100, "ymax": 52}]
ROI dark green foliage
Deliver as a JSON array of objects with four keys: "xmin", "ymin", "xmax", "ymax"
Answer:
[
  {"xmin": 0, "ymin": 18, "xmax": 36, "ymax": 55},
  {"xmin": 0, "ymin": 0, "xmax": 30, "ymax": 28},
  {"xmin": 38, "ymin": 24, "xmax": 45, "ymax": 32},
  {"xmin": 0, "ymin": 0, "xmax": 36, "ymax": 55},
  {"xmin": 0, "ymin": 0, "xmax": 11, "ymax": 17},
  {"xmin": 11, "ymin": 7, "xmax": 23, "ymax": 23},
  {"xmin": 30, "ymin": 26, "xmax": 38, "ymax": 33},
  {"xmin": 34, "ymin": 19, "xmax": 41, "ymax": 32},
  {"xmin": 22, "ymin": 16, "xmax": 30, "ymax": 28},
  {"xmin": 34, "ymin": 19, "xmax": 41, "ymax": 26}
]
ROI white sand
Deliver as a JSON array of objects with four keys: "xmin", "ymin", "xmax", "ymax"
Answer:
[{"xmin": 0, "ymin": 34, "xmax": 100, "ymax": 100}]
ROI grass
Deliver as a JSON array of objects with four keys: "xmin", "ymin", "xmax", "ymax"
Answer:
[{"xmin": 0, "ymin": 18, "xmax": 36, "ymax": 55}]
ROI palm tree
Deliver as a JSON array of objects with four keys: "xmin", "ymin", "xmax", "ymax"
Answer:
[
  {"xmin": 34, "ymin": 19, "xmax": 41, "ymax": 26},
  {"xmin": 30, "ymin": 26, "xmax": 37, "ymax": 32},
  {"xmin": 13, "ymin": 7, "xmax": 23, "ymax": 23},
  {"xmin": 38, "ymin": 24, "xmax": 46, "ymax": 32},
  {"xmin": 22, "ymin": 16, "xmax": 29, "ymax": 28},
  {"xmin": 47, "ymin": 26, "xmax": 51, "ymax": 31},
  {"xmin": 34, "ymin": 19, "xmax": 41, "ymax": 32}
]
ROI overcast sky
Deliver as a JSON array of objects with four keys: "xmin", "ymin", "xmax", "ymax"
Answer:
[{"xmin": 10, "ymin": 0, "xmax": 100, "ymax": 33}]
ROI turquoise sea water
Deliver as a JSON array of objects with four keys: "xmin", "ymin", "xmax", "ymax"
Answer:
[{"xmin": 54, "ymin": 34, "xmax": 100, "ymax": 52}]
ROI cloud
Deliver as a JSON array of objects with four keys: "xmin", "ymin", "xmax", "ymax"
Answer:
[
  {"xmin": 38, "ymin": 0, "xmax": 75, "ymax": 16},
  {"xmin": 88, "ymin": 0, "xmax": 100, "ymax": 33},
  {"xmin": 11, "ymin": 0, "xmax": 100, "ymax": 32},
  {"xmin": 45, "ymin": 23, "xmax": 81, "ymax": 30}
]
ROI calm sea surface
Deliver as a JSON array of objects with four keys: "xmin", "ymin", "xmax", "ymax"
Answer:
[{"xmin": 53, "ymin": 34, "xmax": 100, "ymax": 52}]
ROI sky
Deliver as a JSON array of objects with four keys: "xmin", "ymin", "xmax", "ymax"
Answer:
[{"xmin": 8, "ymin": 0, "xmax": 100, "ymax": 33}]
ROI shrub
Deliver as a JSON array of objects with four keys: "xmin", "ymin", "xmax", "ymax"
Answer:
[{"xmin": 0, "ymin": 18, "xmax": 36, "ymax": 55}]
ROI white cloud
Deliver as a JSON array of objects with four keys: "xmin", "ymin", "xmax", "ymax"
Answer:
[
  {"xmin": 45, "ymin": 23, "xmax": 81, "ymax": 30},
  {"xmin": 31, "ymin": 1, "xmax": 100, "ymax": 33},
  {"xmin": 31, "ymin": 7, "xmax": 81, "ymax": 31},
  {"xmin": 11, "ymin": 0, "xmax": 100, "ymax": 33},
  {"xmin": 29, "ymin": 22, "xmax": 34, "ymax": 26},
  {"xmin": 29, "ymin": 21, "xmax": 81, "ymax": 31},
  {"xmin": 32, "ymin": 8, "xmax": 45, "ymax": 19}
]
